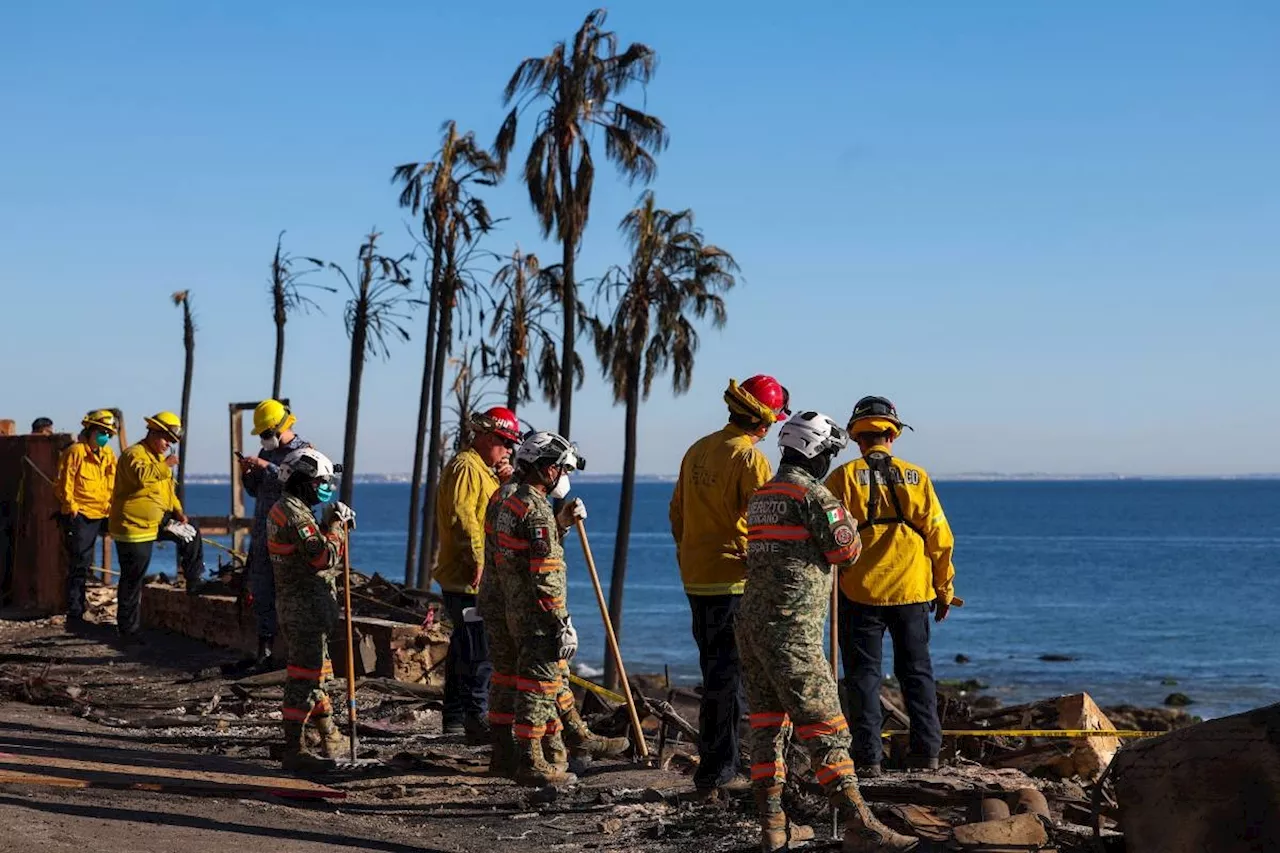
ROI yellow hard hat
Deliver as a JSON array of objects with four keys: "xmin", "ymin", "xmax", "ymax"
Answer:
[
  {"xmin": 252, "ymin": 399, "xmax": 295, "ymax": 436},
  {"xmin": 144, "ymin": 411, "xmax": 183, "ymax": 442},
  {"xmin": 82, "ymin": 409, "xmax": 117, "ymax": 435}
]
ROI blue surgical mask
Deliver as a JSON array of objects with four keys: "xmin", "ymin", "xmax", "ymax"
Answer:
[
  {"xmin": 94, "ymin": 432, "xmax": 110, "ymax": 448},
  {"xmin": 316, "ymin": 483, "xmax": 335, "ymax": 504}
]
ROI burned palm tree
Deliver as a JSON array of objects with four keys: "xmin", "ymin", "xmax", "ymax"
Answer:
[
  {"xmin": 268, "ymin": 231, "xmax": 331, "ymax": 399},
  {"xmin": 445, "ymin": 345, "xmax": 499, "ymax": 455},
  {"xmin": 496, "ymin": 7, "xmax": 667, "ymax": 442},
  {"xmin": 592, "ymin": 191, "xmax": 738, "ymax": 687},
  {"xmin": 328, "ymin": 230, "xmax": 416, "ymax": 506},
  {"xmin": 392, "ymin": 121, "xmax": 501, "ymax": 588},
  {"xmin": 171, "ymin": 290, "xmax": 196, "ymax": 503},
  {"xmin": 482, "ymin": 247, "xmax": 581, "ymax": 413}
]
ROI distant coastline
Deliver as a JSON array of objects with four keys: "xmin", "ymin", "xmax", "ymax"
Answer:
[{"xmin": 182, "ymin": 471, "xmax": 1280, "ymax": 485}]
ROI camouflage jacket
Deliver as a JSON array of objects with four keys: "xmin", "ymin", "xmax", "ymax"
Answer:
[
  {"xmin": 741, "ymin": 465, "xmax": 861, "ymax": 631},
  {"xmin": 483, "ymin": 483, "xmax": 567, "ymax": 637},
  {"xmin": 267, "ymin": 493, "xmax": 344, "ymax": 630}
]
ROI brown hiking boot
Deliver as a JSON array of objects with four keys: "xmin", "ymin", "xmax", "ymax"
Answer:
[
  {"xmin": 756, "ymin": 784, "xmax": 815, "ymax": 852},
  {"xmin": 312, "ymin": 714, "xmax": 351, "ymax": 759},
  {"xmin": 281, "ymin": 721, "xmax": 331, "ymax": 773},
  {"xmin": 832, "ymin": 784, "xmax": 918, "ymax": 852},
  {"xmin": 543, "ymin": 729, "xmax": 569, "ymax": 773},
  {"xmin": 514, "ymin": 733, "xmax": 577, "ymax": 787},
  {"xmin": 488, "ymin": 723, "xmax": 516, "ymax": 777},
  {"xmin": 561, "ymin": 703, "xmax": 631, "ymax": 760}
]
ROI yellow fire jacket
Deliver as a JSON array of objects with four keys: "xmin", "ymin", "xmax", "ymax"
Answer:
[
  {"xmin": 825, "ymin": 446, "xmax": 955, "ymax": 606},
  {"xmin": 108, "ymin": 443, "xmax": 182, "ymax": 543},
  {"xmin": 434, "ymin": 447, "xmax": 500, "ymax": 594},
  {"xmin": 669, "ymin": 424, "xmax": 774, "ymax": 596},
  {"xmin": 56, "ymin": 440, "xmax": 117, "ymax": 519}
]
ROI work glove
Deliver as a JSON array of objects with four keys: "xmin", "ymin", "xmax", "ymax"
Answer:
[
  {"xmin": 555, "ymin": 498, "xmax": 587, "ymax": 529},
  {"xmin": 324, "ymin": 501, "xmax": 357, "ymax": 531},
  {"xmin": 556, "ymin": 616, "xmax": 579, "ymax": 662}
]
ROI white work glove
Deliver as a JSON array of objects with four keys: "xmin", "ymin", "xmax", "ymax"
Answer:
[
  {"xmin": 555, "ymin": 498, "xmax": 587, "ymax": 529},
  {"xmin": 556, "ymin": 616, "xmax": 579, "ymax": 662},
  {"xmin": 163, "ymin": 519, "xmax": 197, "ymax": 544},
  {"xmin": 323, "ymin": 501, "xmax": 357, "ymax": 531}
]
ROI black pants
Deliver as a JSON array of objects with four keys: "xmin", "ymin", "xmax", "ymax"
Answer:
[
  {"xmin": 441, "ymin": 591, "xmax": 491, "ymax": 723},
  {"xmin": 688, "ymin": 593, "xmax": 745, "ymax": 788},
  {"xmin": 62, "ymin": 515, "xmax": 106, "ymax": 618},
  {"xmin": 839, "ymin": 599, "xmax": 942, "ymax": 765},
  {"xmin": 115, "ymin": 523, "xmax": 206, "ymax": 636}
]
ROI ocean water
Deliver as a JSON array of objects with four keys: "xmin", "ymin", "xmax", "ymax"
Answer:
[{"xmin": 175, "ymin": 479, "xmax": 1280, "ymax": 719}]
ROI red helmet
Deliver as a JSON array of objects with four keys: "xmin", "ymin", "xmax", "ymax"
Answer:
[
  {"xmin": 740, "ymin": 375, "xmax": 790, "ymax": 420},
  {"xmin": 474, "ymin": 406, "xmax": 521, "ymax": 442}
]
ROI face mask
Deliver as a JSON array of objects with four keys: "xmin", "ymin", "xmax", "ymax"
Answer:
[
  {"xmin": 260, "ymin": 435, "xmax": 281, "ymax": 452},
  {"xmin": 94, "ymin": 432, "xmax": 110, "ymax": 448},
  {"xmin": 315, "ymin": 483, "xmax": 335, "ymax": 504},
  {"xmin": 550, "ymin": 473, "xmax": 571, "ymax": 500}
]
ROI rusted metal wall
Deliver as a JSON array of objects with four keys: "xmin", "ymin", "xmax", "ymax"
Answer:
[{"xmin": 0, "ymin": 433, "xmax": 73, "ymax": 612}]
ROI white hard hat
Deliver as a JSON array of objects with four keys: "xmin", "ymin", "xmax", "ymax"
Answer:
[
  {"xmin": 777, "ymin": 411, "xmax": 848, "ymax": 459},
  {"xmin": 514, "ymin": 431, "xmax": 585, "ymax": 471},
  {"xmin": 277, "ymin": 447, "xmax": 339, "ymax": 483}
]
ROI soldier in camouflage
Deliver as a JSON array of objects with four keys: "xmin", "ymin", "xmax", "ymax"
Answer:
[
  {"xmin": 740, "ymin": 412, "xmax": 917, "ymax": 852},
  {"xmin": 266, "ymin": 447, "xmax": 357, "ymax": 772},
  {"xmin": 481, "ymin": 481, "xmax": 629, "ymax": 778},
  {"xmin": 481, "ymin": 431, "xmax": 591, "ymax": 787}
]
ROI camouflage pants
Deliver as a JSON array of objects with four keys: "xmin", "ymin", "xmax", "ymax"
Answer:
[
  {"xmin": 482, "ymin": 578, "xmax": 583, "ymax": 738},
  {"xmin": 282, "ymin": 629, "xmax": 334, "ymax": 725},
  {"xmin": 738, "ymin": 620, "xmax": 856, "ymax": 794}
]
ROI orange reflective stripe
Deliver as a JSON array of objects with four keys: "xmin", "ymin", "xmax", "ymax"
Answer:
[
  {"xmin": 750, "ymin": 761, "xmax": 786, "ymax": 781},
  {"xmin": 497, "ymin": 533, "xmax": 529, "ymax": 551},
  {"xmin": 749, "ymin": 712, "xmax": 791, "ymax": 729},
  {"xmin": 513, "ymin": 723, "xmax": 546, "ymax": 739},
  {"xmin": 503, "ymin": 497, "xmax": 530, "ymax": 518},
  {"xmin": 747, "ymin": 525, "xmax": 810, "ymax": 541},
  {"xmin": 488, "ymin": 711, "xmax": 516, "ymax": 725},
  {"xmin": 529, "ymin": 558, "xmax": 564, "ymax": 574},
  {"xmin": 824, "ymin": 544, "xmax": 859, "ymax": 564},
  {"xmin": 796, "ymin": 716, "xmax": 848, "ymax": 740},
  {"xmin": 757, "ymin": 482, "xmax": 807, "ymax": 499},
  {"xmin": 537, "ymin": 596, "xmax": 565, "ymax": 612},
  {"xmin": 320, "ymin": 660, "xmax": 334, "ymax": 677},
  {"xmin": 281, "ymin": 706, "xmax": 311, "ymax": 722},
  {"xmin": 515, "ymin": 677, "xmax": 559, "ymax": 695},
  {"xmin": 308, "ymin": 549, "xmax": 331, "ymax": 569},
  {"xmin": 314, "ymin": 696, "xmax": 332, "ymax": 712},
  {"xmin": 267, "ymin": 539, "xmax": 297, "ymax": 555},
  {"xmin": 816, "ymin": 760, "xmax": 855, "ymax": 785},
  {"xmin": 287, "ymin": 664, "xmax": 324, "ymax": 680},
  {"xmin": 545, "ymin": 718, "xmax": 562, "ymax": 735},
  {"xmin": 556, "ymin": 691, "xmax": 575, "ymax": 711},
  {"xmin": 268, "ymin": 506, "xmax": 288, "ymax": 525},
  {"xmin": 492, "ymin": 672, "xmax": 518, "ymax": 688}
]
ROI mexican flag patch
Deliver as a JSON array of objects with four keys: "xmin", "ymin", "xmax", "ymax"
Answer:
[
  {"xmin": 826, "ymin": 507, "xmax": 846, "ymax": 524},
  {"xmin": 300, "ymin": 522, "xmax": 318, "ymax": 539}
]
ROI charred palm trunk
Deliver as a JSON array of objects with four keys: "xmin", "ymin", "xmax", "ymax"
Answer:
[
  {"xmin": 177, "ymin": 301, "xmax": 194, "ymax": 503},
  {"xmin": 557, "ymin": 144, "xmax": 577, "ymax": 441},
  {"xmin": 604, "ymin": 354, "xmax": 642, "ymax": 689},
  {"xmin": 418, "ymin": 267, "xmax": 456, "ymax": 587},
  {"xmin": 340, "ymin": 297, "xmax": 368, "ymax": 507},
  {"xmin": 407, "ymin": 240, "xmax": 443, "ymax": 588},
  {"xmin": 271, "ymin": 314, "xmax": 285, "ymax": 400}
]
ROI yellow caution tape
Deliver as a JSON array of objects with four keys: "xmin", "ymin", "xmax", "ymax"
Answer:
[
  {"xmin": 568, "ymin": 673, "xmax": 628, "ymax": 706},
  {"xmin": 201, "ymin": 537, "xmax": 247, "ymax": 560},
  {"xmin": 884, "ymin": 728, "xmax": 1160, "ymax": 739}
]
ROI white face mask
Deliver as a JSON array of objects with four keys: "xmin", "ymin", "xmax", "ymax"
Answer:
[
  {"xmin": 260, "ymin": 435, "xmax": 280, "ymax": 452},
  {"xmin": 550, "ymin": 473, "xmax": 571, "ymax": 500}
]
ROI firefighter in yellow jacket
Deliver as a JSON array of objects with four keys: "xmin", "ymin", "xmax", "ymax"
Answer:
[
  {"xmin": 435, "ymin": 406, "xmax": 521, "ymax": 740},
  {"xmin": 56, "ymin": 410, "xmax": 118, "ymax": 626},
  {"xmin": 669, "ymin": 375, "xmax": 789, "ymax": 795},
  {"xmin": 108, "ymin": 412, "xmax": 205, "ymax": 644},
  {"xmin": 825, "ymin": 396, "xmax": 957, "ymax": 775}
]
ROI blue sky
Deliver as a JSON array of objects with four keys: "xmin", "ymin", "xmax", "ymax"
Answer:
[{"xmin": 2, "ymin": 1, "xmax": 1276, "ymax": 476}]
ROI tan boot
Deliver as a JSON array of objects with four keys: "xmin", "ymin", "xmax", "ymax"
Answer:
[
  {"xmin": 281, "ymin": 721, "xmax": 331, "ymax": 773},
  {"xmin": 755, "ymin": 784, "xmax": 815, "ymax": 852},
  {"xmin": 832, "ymin": 784, "xmax": 918, "ymax": 852},
  {"xmin": 543, "ymin": 729, "xmax": 569, "ymax": 774},
  {"xmin": 514, "ymin": 733, "xmax": 577, "ymax": 787},
  {"xmin": 312, "ymin": 713, "xmax": 351, "ymax": 759},
  {"xmin": 562, "ymin": 707, "xmax": 631, "ymax": 760},
  {"xmin": 488, "ymin": 723, "xmax": 516, "ymax": 777}
]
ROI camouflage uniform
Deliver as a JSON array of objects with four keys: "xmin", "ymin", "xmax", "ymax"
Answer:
[
  {"xmin": 739, "ymin": 465, "xmax": 862, "ymax": 796},
  {"xmin": 267, "ymin": 493, "xmax": 344, "ymax": 731},
  {"xmin": 485, "ymin": 484, "xmax": 569, "ymax": 770}
]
